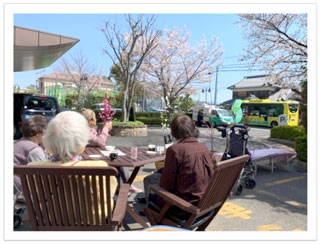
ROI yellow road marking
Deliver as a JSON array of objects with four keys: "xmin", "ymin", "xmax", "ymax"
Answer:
[
  {"xmin": 135, "ymin": 177, "xmax": 253, "ymax": 220},
  {"xmin": 254, "ymin": 188, "xmax": 307, "ymax": 208},
  {"xmin": 134, "ymin": 174, "xmax": 149, "ymax": 182},
  {"xmin": 257, "ymin": 224, "xmax": 283, "ymax": 231},
  {"xmin": 218, "ymin": 202, "xmax": 252, "ymax": 219},
  {"xmin": 264, "ymin": 176, "xmax": 305, "ymax": 187}
]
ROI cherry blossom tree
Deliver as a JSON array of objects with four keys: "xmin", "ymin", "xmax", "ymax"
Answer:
[
  {"xmin": 54, "ymin": 50, "xmax": 106, "ymax": 109},
  {"xmin": 140, "ymin": 27, "xmax": 224, "ymax": 118},
  {"xmin": 237, "ymin": 14, "xmax": 307, "ymax": 90},
  {"xmin": 102, "ymin": 14, "xmax": 161, "ymax": 122}
]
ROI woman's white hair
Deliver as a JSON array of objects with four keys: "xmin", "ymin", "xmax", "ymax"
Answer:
[{"xmin": 43, "ymin": 111, "xmax": 90, "ymax": 162}]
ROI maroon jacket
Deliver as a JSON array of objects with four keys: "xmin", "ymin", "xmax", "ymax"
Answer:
[{"xmin": 159, "ymin": 137, "xmax": 215, "ymax": 206}]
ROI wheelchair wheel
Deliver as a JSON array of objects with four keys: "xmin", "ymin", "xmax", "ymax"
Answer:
[
  {"xmin": 244, "ymin": 178, "xmax": 256, "ymax": 189},
  {"xmin": 234, "ymin": 184, "xmax": 243, "ymax": 195},
  {"xmin": 14, "ymin": 214, "xmax": 22, "ymax": 229}
]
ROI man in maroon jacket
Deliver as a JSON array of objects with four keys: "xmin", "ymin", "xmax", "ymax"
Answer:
[{"xmin": 141, "ymin": 115, "xmax": 215, "ymax": 215}]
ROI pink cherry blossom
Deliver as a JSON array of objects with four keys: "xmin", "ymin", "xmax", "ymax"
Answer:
[{"xmin": 99, "ymin": 99, "xmax": 116, "ymax": 123}]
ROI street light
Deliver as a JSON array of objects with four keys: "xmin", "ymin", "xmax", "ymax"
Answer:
[
  {"xmin": 206, "ymin": 68, "xmax": 219, "ymax": 105},
  {"xmin": 80, "ymin": 74, "xmax": 88, "ymax": 82},
  {"xmin": 202, "ymin": 87, "xmax": 211, "ymax": 103}
]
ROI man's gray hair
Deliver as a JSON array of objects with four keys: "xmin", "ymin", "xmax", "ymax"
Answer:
[{"xmin": 43, "ymin": 111, "xmax": 90, "ymax": 162}]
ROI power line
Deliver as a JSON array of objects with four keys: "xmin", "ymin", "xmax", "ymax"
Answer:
[
  {"xmin": 218, "ymin": 68, "xmax": 269, "ymax": 72},
  {"xmin": 220, "ymin": 63, "xmax": 262, "ymax": 68}
]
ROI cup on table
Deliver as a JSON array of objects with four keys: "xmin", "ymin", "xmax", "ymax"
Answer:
[
  {"xmin": 148, "ymin": 144, "xmax": 156, "ymax": 151},
  {"xmin": 105, "ymin": 145, "xmax": 115, "ymax": 151},
  {"xmin": 109, "ymin": 151, "xmax": 118, "ymax": 161},
  {"xmin": 156, "ymin": 146, "xmax": 164, "ymax": 155},
  {"xmin": 130, "ymin": 147, "xmax": 138, "ymax": 159}
]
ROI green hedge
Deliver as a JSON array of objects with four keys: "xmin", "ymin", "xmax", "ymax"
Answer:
[
  {"xmin": 106, "ymin": 111, "xmax": 186, "ymax": 125},
  {"xmin": 271, "ymin": 125, "xmax": 307, "ymax": 163},
  {"xmin": 113, "ymin": 111, "xmax": 122, "ymax": 120},
  {"xmin": 136, "ymin": 117, "xmax": 164, "ymax": 125},
  {"xmin": 294, "ymin": 136, "xmax": 307, "ymax": 162},
  {"xmin": 136, "ymin": 112, "xmax": 163, "ymax": 117},
  {"xmin": 270, "ymin": 126, "xmax": 305, "ymax": 141}
]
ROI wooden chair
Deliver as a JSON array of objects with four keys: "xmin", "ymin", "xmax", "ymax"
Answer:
[
  {"xmin": 14, "ymin": 165, "xmax": 129, "ymax": 231},
  {"xmin": 143, "ymin": 155, "xmax": 249, "ymax": 231}
]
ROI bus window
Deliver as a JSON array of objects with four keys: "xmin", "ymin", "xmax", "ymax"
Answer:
[
  {"xmin": 242, "ymin": 104, "xmax": 249, "ymax": 115},
  {"xmin": 289, "ymin": 103, "xmax": 299, "ymax": 113},
  {"xmin": 248, "ymin": 104, "xmax": 259, "ymax": 116},
  {"xmin": 268, "ymin": 104, "xmax": 283, "ymax": 117},
  {"xmin": 260, "ymin": 105, "xmax": 267, "ymax": 116},
  {"xmin": 259, "ymin": 105, "xmax": 268, "ymax": 122}
]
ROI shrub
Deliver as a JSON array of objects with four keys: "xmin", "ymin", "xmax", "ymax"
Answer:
[
  {"xmin": 136, "ymin": 112, "xmax": 162, "ymax": 118},
  {"xmin": 270, "ymin": 126, "xmax": 305, "ymax": 141},
  {"xmin": 112, "ymin": 120, "xmax": 144, "ymax": 127},
  {"xmin": 136, "ymin": 117, "xmax": 163, "ymax": 125},
  {"xmin": 113, "ymin": 111, "xmax": 122, "ymax": 120},
  {"xmin": 110, "ymin": 111, "xmax": 186, "ymax": 125},
  {"xmin": 294, "ymin": 136, "xmax": 307, "ymax": 162}
]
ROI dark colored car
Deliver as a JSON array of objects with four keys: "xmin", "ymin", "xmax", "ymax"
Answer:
[{"xmin": 14, "ymin": 93, "xmax": 59, "ymax": 139}]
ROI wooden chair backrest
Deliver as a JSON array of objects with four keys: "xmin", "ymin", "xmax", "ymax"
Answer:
[
  {"xmin": 14, "ymin": 165, "xmax": 118, "ymax": 231},
  {"xmin": 197, "ymin": 155, "xmax": 249, "ymax": 213}
]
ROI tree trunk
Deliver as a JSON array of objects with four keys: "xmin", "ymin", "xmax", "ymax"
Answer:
[
  {"xmin": 129, "ymin": 105, "xmax": 136, "ymax": 121},
  {"xmin": 300, "ymin": 81, "xmax": 307, "ymax": 133},
  {"xmin": 76, "ymin": 87, "xmax": 82, "ymax": 110},
  {"xmin": 121, "ymin": 76, "xmax": 131, "ymax": 122},
  {"xmin": 127, "ymin": 82, "xmax": 136, "ymax": 121},
  {"xmin": 166, "ymin": 97, "xmax": 175, "ymax": 119},
  {"xmin": 122, "ymin": 92, "xmax": 128, "ymax": 122}
]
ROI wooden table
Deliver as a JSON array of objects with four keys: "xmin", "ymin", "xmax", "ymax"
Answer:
[{"xmin": 82, "ymin": 146, "xmax": 165, "ymax": 228}]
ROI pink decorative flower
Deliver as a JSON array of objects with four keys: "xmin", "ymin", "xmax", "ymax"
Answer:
[{"xmin": 99, "ymin": 99, "xmax": 116, "ymax": 123}]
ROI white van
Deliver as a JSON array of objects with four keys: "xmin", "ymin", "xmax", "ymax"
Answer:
[
  {"xmin": 192, "ymin": 103, "xmax": 234, "ymax": 127},
  {"xmin": 92, "ymin": 103, "xmax": 122, "ymax": 112}
]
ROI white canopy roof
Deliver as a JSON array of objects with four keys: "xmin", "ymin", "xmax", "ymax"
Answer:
[{"xmin": 14, "ymin": 26, "xmax": 79, "ymax": 72}]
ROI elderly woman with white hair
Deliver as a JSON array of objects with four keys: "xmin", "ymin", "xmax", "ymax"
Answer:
[
  {"xmin": 28, "ymin": 111, "xmax": 118, "ymax": 220},
  {"xmin": 39, "ymin": 111, "xmax": 91, "ymax": 163}
]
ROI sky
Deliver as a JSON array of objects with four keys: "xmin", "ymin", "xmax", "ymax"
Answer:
[{"xmin": 13, "ymin": 13, "xmax": 263, "ymax": 105}]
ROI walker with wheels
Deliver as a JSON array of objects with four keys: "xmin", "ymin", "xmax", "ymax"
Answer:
[{"xmin": 216, "ymin": 123, "xmax": 256, "ymax": 195}]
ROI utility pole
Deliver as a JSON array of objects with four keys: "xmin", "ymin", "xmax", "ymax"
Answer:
[
  {"xmin": 214, "ymin": 67, "xmax": 218, "ymax": 105},
  {"xmin": 35, "ymin": 69, "xmax": 45, "ymax": 94},
  {"xmin": 205, "ymin": 88, "xmax": 207, "ymax": 103},
  {"xmin": 143, "ymin": 86, "xmax": 145, "ymax": 111}
]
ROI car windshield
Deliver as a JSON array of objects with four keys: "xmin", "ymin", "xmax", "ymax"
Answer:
[
  {"xmin": 217, "ymin": 109, "xmax": 231, "ymax": 117},
  {"xmin": 288, "ymin": 103, "xmax": 299, "ymax": 113},
  {"xmin": 92, "ymin": 104, "xmax": 104, "ymax": 110},
  {"xmin": 25, "ymin": 97, "xmax": 57, "ymax": 110}
]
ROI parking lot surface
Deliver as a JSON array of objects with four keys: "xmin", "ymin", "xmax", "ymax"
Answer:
[{"xmin": 109, "ymin": 126, "xmax": 307, "ymax": 232}]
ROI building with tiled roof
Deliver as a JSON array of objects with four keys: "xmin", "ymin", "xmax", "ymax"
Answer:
[
  {"xmin": 38, "ymin": 73, "xmax": 114, "ymax": 95},
  {"xmin": 268, "ymin": 88, "xmax": 299, "ymax": 101},
  {"xmin": 227, "ymin": 75, "xmax": 281, "ymax": 100},
  {"xmin": 220, "ymin": 75, "xmax": 299, "ymax": 108}
]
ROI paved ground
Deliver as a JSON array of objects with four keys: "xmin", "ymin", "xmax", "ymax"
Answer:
[
  {"xmin": 16, "ymin": 126, "xmax": 307, "ymax": 232},
  {"xmin": 107, "ymin": 125, "xmax": 279, "ymax": 151},
  {"xmin": 109, "ymin": 126, "xmax": 307, "ymax": 232}
]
